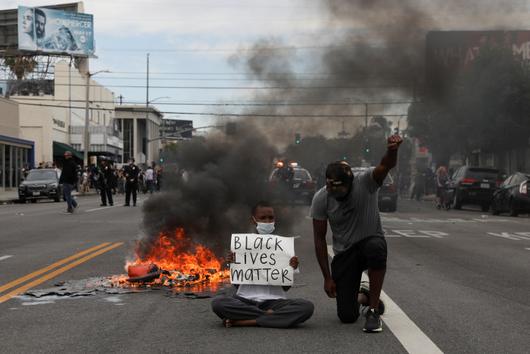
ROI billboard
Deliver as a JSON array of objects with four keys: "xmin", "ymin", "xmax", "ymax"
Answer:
[
  {"xmin": 18, "ymin": 6, "xmax": 94, "ymax": 56},
  {"xmin": 160, "ymin": 119, "xmax": 194, "ymax": 138},
  {"xmin": 426, "ymin": 31, "xmax": 530, "ymax": 95}
]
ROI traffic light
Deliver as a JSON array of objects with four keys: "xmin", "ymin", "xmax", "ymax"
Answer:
[
  {"xmin": 363, "ymin": 140, "xmax": 370, "ymax": 159},
  {"xmin": 295, "ymin": 133, "xmax": 301, "ymax": 144}
]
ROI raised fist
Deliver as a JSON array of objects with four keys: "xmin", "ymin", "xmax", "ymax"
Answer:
[{"xmin": 387, "ymin": 134, "xmax": 403, "ymax": 151}]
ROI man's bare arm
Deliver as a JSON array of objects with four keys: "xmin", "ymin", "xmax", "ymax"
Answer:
[
  {"xmin": 313, "ymin": 219, "xmax": 336, "ymax": 298},
  {"xmin": 372, "ymin": 134, "xmax": 403, "ymax": 186}
]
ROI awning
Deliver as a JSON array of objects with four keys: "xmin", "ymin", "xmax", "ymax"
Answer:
[{"xmin": 53, "ymin": 141, "xmax": 83, "ymax": 160}]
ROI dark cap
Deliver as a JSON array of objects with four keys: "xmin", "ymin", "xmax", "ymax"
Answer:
[{"xmin": 326, "ymin": 161, "xmax": 353, "ymax": 186}]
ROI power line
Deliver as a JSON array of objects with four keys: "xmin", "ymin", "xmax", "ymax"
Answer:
[
  {"xmin": 20, "ymin": 76, "xmax": 401, "ymax": 83},
  {"xmin": 95, "ymin": 45, "xmax": 357, "ymax": 53},
  {"xmin": 15, "ymin": 101, "xmax": 408, "ymax": 118},
  {"xmin": 21, "ymin": 83, "xmax": 411, "ymax": 90},
  {"xmin": 50, "ymin": 70, "xmax": 402, "ymax": 77},
  {"xmin": 11, "ymin": 97, "xmax": 414, "ymax": 106}
]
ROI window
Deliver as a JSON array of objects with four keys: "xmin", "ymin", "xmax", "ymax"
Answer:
[{"xmin": 511, "ymin": 174, "xmax": 524, "ymax": 185}]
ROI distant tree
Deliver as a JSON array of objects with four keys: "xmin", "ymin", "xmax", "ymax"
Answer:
[{"xmin": 1, "ymin": 55, "xmax": 37, "ymax": 80}]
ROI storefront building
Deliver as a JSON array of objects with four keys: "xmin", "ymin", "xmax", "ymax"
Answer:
[{"xmin": 0, "ymin": 97, "xmax": 34, "ymax": 191}]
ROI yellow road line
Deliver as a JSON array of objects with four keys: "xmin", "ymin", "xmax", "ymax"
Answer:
[
  {"xmin": 0, "ymin": 242, "xmax": 111, "ymax": 295},
  {"xmin": 0, "ymin": 242, "xmax": 124, "ymax": 304}
]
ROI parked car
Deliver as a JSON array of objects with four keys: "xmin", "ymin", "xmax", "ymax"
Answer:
[
  {"xmin": 491, "ymin": 172, "xmax": 530, "ymax": 216},
  {"xmin": 448, "ymin": 166, "xmax": 502, "ymax": 211},
  {"xmin": 351, "ymin": 167, "xmax": 398, "ymax": 212},
  {"xmin": 269, "ymin": 163, "xmax": 317, "ymax": 204},
  {"xmin": 18, "ymin": 169, "xmax": 62, "ymax": 203}
]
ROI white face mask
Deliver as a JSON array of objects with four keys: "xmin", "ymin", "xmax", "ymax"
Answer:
[{"xmin": 256, "ymin": 221, "xmax": 275, "ymax": 235}]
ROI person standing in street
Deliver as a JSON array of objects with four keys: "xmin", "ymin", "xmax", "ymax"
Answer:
[
  {"xmin": 123, "ymin": 158, "xmax": 139, "ymax": 206},
  {"xmin": 311, "ymin": 134, "xmax": 403, "ymax": 333},
  {"xmin": 145, "ymin": 165, "xmax": 155, "ymax": 194},
  {"xmin": 98, "ymin": 158, "xmax": 114, "ymax": 206},
  {"xmin": 59, "ymin": 151, "xmax": 78, "ymax": 213}
]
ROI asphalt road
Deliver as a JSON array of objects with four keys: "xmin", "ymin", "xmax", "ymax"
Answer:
[{"xmin": 0, "ymin": 194, "xmax": 529, "ymax": 353}]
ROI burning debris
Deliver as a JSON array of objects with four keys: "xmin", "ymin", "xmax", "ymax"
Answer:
[
  {"xmin": 118, "ymin": 228, "xmax": 230, "ymax": 292},
  {"xmin": 22, "ymin": 229, "xmax": 232, "ymax": 301},
  {"xmin": 23, "ymin": 277, "xmax": 148, "ymax": 300}
]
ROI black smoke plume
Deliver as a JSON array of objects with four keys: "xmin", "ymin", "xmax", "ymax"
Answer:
[
  {"xmin": 228, "ymin": 0, "xmax": 527, "ymax": 147},
  {"xmin": 138, "ymin": 122, "xmax": 301, "ymax": 258}
]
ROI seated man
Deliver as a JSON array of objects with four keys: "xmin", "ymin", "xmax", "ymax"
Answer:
[{"xmin": 211, "ymin": 201, "xmax": 314, "ymax": 328}]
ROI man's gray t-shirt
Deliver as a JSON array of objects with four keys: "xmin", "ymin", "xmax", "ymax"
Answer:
[{"xmin": 310, "ymin": 167, "xmax": 384, "ymax": 255}]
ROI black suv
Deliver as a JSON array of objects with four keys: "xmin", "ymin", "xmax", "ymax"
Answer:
[
  {"xmin": 18, "ymin": 169, "xmax": 63, "ymax": 203},
  {"xmin": 449, "ymin": 166, "xmax": 501, "ymax": 211}
]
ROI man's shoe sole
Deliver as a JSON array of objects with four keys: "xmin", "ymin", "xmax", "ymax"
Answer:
[{"xmin": 363, "ymin": 327, "xmax": 383, "ymax": 333}]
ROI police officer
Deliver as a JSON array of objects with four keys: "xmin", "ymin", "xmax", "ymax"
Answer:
[
  {"xmin": 123, "ymin": 158, "xmax": 139, "ymax": 207},
  {"xmin": 99, "ymin": 158, "xmax": 114, "ymax": 206}
]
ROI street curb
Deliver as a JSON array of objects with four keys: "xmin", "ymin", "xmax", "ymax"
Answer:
[{"xmin": 0, "ymin": 191, "xmax": 99, "ymax": 205}]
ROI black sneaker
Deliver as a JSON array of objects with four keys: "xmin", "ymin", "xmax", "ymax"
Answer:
[
  {"xmin": 359, "ymin": 281, "xmax": 385, "ymax": 315},
  {"xmin": 363, "ymin": 308, "xmax": 383, "ymax": 333}
]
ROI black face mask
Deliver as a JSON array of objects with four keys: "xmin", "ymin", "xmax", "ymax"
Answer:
[{"xmin": 327, "ymin": 182, "xmax": 352, "ymax": 201}]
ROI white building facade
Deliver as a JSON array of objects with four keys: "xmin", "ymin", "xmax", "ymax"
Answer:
[
  {"xmin": 115, "ymin": 105, "xmax": 163, "ymax": 165},
  {"xmin": 9, "ymin": 61, "xmax": 122, "ymax": 165}
]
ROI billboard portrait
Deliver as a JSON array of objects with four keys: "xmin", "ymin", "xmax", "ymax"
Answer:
[{"xmin": 18, "ymin": 6, "xmax": 94, "ymax": 56}]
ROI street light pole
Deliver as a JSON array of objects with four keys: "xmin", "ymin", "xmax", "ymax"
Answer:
[
  {"xmin": 83, "ymin": 73, "xmax": 90, "ymax": 167},
  {"xmin": 83, "ymin": 70, "xmax": 109, "ymax": 167}
]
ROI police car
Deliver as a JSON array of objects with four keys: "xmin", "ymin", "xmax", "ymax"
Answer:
[{"xmin": 269, "ymin": 162, "xmax": 317, "ymax": 204}]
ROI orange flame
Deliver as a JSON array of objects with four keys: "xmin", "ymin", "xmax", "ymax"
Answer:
[{"xmin": 126, "ymin": 228, "xmax": 228, "ymax": 289}]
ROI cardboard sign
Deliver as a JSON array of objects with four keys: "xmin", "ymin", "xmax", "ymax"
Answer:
[{"xmin": 230, "ymin": 233, "xmax": 295, "ymax": 286}]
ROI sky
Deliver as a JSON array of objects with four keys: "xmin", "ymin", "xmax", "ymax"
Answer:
[
  {"xmin": 2, "ymin": 0, "xmax": 338, "ymax": 129},
  {"xmin": 3, "ymin": 0, "xmax": 529, "ymax": 136}
]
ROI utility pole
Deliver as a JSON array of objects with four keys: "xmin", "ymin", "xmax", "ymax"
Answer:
[
  {"xmin": 364, "ymin": 103, "xmax": 368, "ymax": 130},
  {"xmin": 83, "ymin": 72, "xmax": 90, "ymax": 167},
  {"xmin": 145, "ymin": 53, "xmax": 150, "ymax": 164}
]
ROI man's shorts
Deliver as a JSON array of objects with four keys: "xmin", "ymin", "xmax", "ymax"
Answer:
[{"xmin": 331, "ymin": 236, "xmax": 387, "ymax": 282}]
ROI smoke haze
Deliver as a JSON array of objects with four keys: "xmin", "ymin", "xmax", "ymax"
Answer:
[{"xmin": 229, "ymin": 0, "xmax": 529, "ymax": 145}]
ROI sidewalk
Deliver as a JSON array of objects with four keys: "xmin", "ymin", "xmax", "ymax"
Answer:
[
  {"xmin": 0, "ymin": 189, "xmax": 98, "ymax": 204},
  {"xmin": 0, "ymin": 190, "xmax": 18, "ymax": 204}
]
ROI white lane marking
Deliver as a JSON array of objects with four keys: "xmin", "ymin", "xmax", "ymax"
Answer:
[
  {"xmin": 383, "ymin": 229, "xmax": 448, "ymax": 239},
  {"xmin": 85, "ymin": 206, "xmax": 116, "ymax": 213},
  {"xmin": 85, "ymin": 198, "xmax": 145, "ymax": 212},
  {"xmin": 382, "ymin": 216, "xmax": 511, "ymax": 224},
  {"xmin": 327, "ymin": 245, "xmax": 443, "ymax": 354},
  {"xmin": 486, "ymin": 232, "xmax": 530, "ymax": 241},
  {"xmin": 0, "ymin": 255, "xmax": 13, "ymax": 262},
  {"xmin": 525, "ymin": 248, "xmax": 530, "ymax": 251}
]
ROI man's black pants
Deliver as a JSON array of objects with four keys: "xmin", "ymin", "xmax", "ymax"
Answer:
[
  {"xmin": 331, "ymin": 236, "xmax": 387, "ymax": 323},
  {"xmin": 125, "ymin": 183, "xmax": 137, "ymax": 205},
  {"xmin": 100, "ymin": 186, "xmax": 113, "ymax": 205}
]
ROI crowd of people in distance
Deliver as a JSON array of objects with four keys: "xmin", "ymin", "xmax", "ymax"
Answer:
[{"xmin": 26, "ymin": 158, "xmax": 163, "ymax": 198}]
